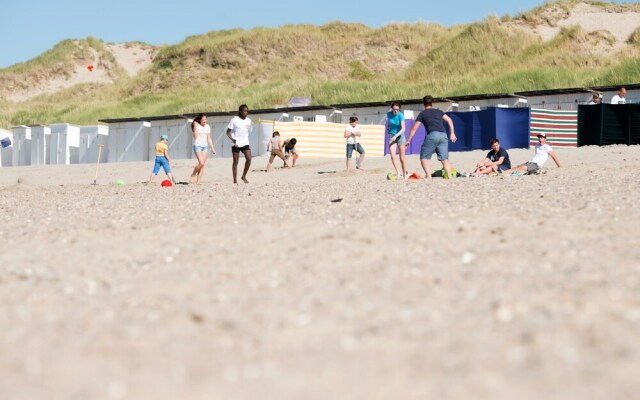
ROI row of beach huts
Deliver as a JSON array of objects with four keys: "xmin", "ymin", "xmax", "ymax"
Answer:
[{"xmin": 1, "ymin": 84, "xmax": 637, "ymax": 167}]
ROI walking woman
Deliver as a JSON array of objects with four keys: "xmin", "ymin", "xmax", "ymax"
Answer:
[
  {"xmin": 190, "ymin": 113, "xmax": 215, "ymax": 184},
  {"xmin": 386, "ymin": 102, "xmax": 407, "ymax": 179},
  {"xmin": 226, "ymin": 104, "xmax": 253, "ymax": 183}
]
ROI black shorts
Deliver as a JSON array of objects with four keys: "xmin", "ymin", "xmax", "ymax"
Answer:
[{"xmin": 232, "ymin": 145, "xmax": 251, "ymax": 153}]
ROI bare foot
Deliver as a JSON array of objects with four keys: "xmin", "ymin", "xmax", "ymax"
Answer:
[
  {"xmin": 241, "ymin": 177, "xmax": 249, "ymax": 184},
  {"xmin": 189, "ymin": 176, "xmax": 197, "ymax": 184}
]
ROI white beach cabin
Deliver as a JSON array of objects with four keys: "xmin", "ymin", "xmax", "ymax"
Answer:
[
  {"xmin": 79, "ymin": 125, "xmax": 109, "ymax": 164},
  {"xmin": 30, "ymin": 125, "xmax": 51, "ymax": 166},
  {"xmin": 11, "ymin": 126, "xmax": 31, "ymax": 166},
  {"xmin": 0, "ymin": 129, "xmax": 13, "ymax": 168},
  {"xmin": 108, "ymin": 121, "xmax": 151, "ymax": 163},
  {"xmin": 49, "ymin": 124, "xmax": 80, "ymax": 165}
]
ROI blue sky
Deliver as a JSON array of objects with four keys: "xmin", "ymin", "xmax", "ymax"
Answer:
[{"xmin": 0, "ymin": 0, "xmax": 634, "ymax": 68}]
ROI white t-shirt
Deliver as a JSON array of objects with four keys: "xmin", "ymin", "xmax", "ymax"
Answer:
[
  {"xmin": 531, "ymin": 143, "xmax": 553, "ymax": 167},
  {"xmin": 193, "ymin": 123, "xmax": 210, "ymax": 147},
  {"xmin": 345, "ymin": 124, "xmax": 360, "ymax": 145},
  {"xmin": 611, "ymin": 95, "xmax": 626, "ymax": 104},
  {"xmin": 227, "ymin": 116, "xmax": 252, "ymax": 147}
]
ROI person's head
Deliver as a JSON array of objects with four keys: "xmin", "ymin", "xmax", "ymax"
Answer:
[
  {"xmin": 160, "ymin": 134, "xmax": 168, "ymax": 142},
  {"xmin": 272, "ymin": 131, "xmax": 280, "ymax": 138},
  {"xmin": 423, "ymin": 95, "xmax": 434, "ymax": 108},
  {"xmin": 619, "ymin": 87, "xmax": 627, "ymax": 98},
  {"xmin": 349, "ymin": 116, "xmax": 358, "ymax": 126},
  {"xmin": 289, "ymin": 138, "xmax": 297, "ymax": 146},
  {"xmin": 537, "ymin": 132, "xmax": 547, "ymax": 143},
  {"xmin": 489, "ymin": 138, "xmax": 500, "ymax": 151},
  {"xmin": 192, "ymin": 113, "xmax": 206, "ymax": 130},
  {"xmin": 390, "ymin": 102, "xmax": 401, "ymax": 115},
  {"xmin": 592, "ymin": 92, "xmax": 601, "ymax": 102},
  {"xmin": 239, "ymin": 104, "xmax": 249, "ymax": 118}
]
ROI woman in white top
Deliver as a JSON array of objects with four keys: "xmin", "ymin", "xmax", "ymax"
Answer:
[
  {"xmin": 344, "ymin": 116, "xmax": 365, "ymax": 171},
  {"xmin": 226, "ymin": 104, "xmax": 253, "ymax": 184},
  {"xmin": 190, "ymin": 113, "xmax": 215, "ymax": 184}
]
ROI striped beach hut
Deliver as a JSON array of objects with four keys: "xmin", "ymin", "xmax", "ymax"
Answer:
[
  {"xmin": 530, "ymin": 108, "xmax": 578, "ymax": 147},
  {"xmin": 273, "ymin": 121, "xmax": 385, "ymax": 158}
]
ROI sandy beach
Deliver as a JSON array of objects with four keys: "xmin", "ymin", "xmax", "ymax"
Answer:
[{"xmin": 1, "ymin": 146, "xmax": 639, "ymax": 399}]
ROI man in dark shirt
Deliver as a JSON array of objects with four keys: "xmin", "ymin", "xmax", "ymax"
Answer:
[
  {"xmin": 473, "ymin": 138, "xmax": 511, "ymax": 175},
  {"xmin": 406, "ymin": 95, "xmax": 457, "ymax": 181}
]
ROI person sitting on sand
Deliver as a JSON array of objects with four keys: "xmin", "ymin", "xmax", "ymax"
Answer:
[
  {"xmin": 503, "ymin": 132, "xmax": 561, "ymax": 175},
  {"xmin": 266, "ymin": 131, "xmax": 289, "ymax": 172},
  {"xmin": 149, "ymin": 134, "xmax": 175, "ymax": 183},
  {"xmin": 473, "ymin": 138, "xmax": 511, "ymax": 175},
  {"xmin": 283, "ymin": 138, "xmax": 298, "ymax": 167}
]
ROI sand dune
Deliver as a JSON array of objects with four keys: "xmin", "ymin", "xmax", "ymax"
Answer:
[{"xmin": 1, "ymin": 146, "xmax": 639, "ymax": 399}]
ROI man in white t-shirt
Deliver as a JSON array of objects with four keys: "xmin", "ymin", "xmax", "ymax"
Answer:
[
  {"xmin": 226, "ymin": 104, "xmax": 253, "ymax": 184},
  {"xmin": 503, "ymin": 133, "xmax": 561, "ymax": 175},
  {"xmin": 611, "ymin": 87, "xmax": 627, "ymax": 104}
]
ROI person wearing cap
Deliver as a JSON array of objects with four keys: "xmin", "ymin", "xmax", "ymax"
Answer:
[
  {"xmin": 149, "ymin": 134, "xmax": 175, "ymax": 183},
  {"xmin": 503, "ymin": 132, "xmax": 561, "ymax": 175},
  {"xmin": 610, "ymin": 87, "xmax": 627, "ymax": 104}
]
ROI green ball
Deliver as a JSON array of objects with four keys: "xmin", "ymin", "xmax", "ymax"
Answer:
[{"xmin": 115, "ymin": 179, "xmax": 125, "ymax": 185}]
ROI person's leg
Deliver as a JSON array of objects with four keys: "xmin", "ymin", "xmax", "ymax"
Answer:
[
  {"xmin": 195, "ymin": 152, "xmax": 207, "ymax": 184},
  {"xmin": 191, "ymin": 150, "xmax": 206, "ymax": 183},
  {"xmin": 149, "ymin": 159, "xmax": 161, "ymax": 182},
  {"xmin": 388, "ymin": 143, "xmax": 400, "ymax": 176},
  {"xmin": 435, "ymin": 133, "xmax": 452, "ymax": 179},
  {"xmin": 503, "ymin": 164, "xmax": 527, "ymax": 174},
  {"xmin": 275, "ymin": 150, "xmax": 289, "ymax": 167},
  {"xmin": 267, "ymin": 153, "xmax": 276, "ymax": 172},
  {"xmin": 356, "ymin": 144, "xmax": 365, "ymax": 169},
  {"xmin": 441, "ymin": 159, "xmax": 453, "ymax": 179},
  {"xmin": 291, "ymin": 150, "xmax": 297, "ymax": 167},
  {"xmin": 241, "ymin": 148, "xmax": 251, "ymax": 183},
  {"xmin": 478, "ymin": 164, "xmax": 497, "ymax": 175},
  {"xmin": 399, "ymin": 144, "xmax": 407, "ymax": 179},
  {"xmin": 420, "ymin": 135, "xmax": 437, "ymax": 181},
  {"xmin": 232, "ymin": 151, "xmax": 240, "ymax": 183},
  {"xmin": 346, "ymin": 144, "xmax": 354, "ymax": 171},
  {"xmin": 161, "ymin": 159, "xmax": 174, "ymax": 183},
  {"xmin": 420, "ymin": 159, "xmax": 432, "ymax": 181}
]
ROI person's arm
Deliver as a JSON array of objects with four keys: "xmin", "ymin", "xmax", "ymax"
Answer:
[
  {"xmin": 391, "ymin": 119, "xmax": 405, "ymax": 144},
  {"xmin": 493, "ymin": 156, "xmax": 505, "ymax": 167},
  {"xmin": 344, "ymin": 129, "xmax": 352, "ymax": 139},
  {"xmin": 163, "ymin": 148, "xmax": 171, "ymax": 163},
  {"xmin": 207, "ymin": 130, "xmax": 216, "ymax": 155},
  {"xmin": 477, "ymin": 157, "xmax": 490, "ymax": 168},
  {"xmin": 192, "ymin": 125, "xmax": 198, "ymax": 141},
  {"xmin": 443, "ymin": 114, "xmax": 456, "ymax": 143},
  {"xmin": 226, "ymin": 127, "xmax": 236, "ymax": 146},
  {"xmin": 549, "ymin": 150, "xmax": 561, "ymax": 167},
  {"xmin": 405, "ymin": 120, "xmax": 421, "ymax": 147}
]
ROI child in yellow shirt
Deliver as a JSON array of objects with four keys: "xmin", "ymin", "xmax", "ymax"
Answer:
[{"xmin": 149, "ymin": 134, "xmax": 175, "ymax": 183}]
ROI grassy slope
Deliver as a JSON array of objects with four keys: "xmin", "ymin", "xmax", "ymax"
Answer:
[{"xmin": 1, "ymin": 1, "xmax": 640, "ymax": 127}]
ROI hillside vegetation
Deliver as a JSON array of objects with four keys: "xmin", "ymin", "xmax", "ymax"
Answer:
[{"xmin": 1, "ymin": 0, "xmax": 639, "ymax": 127}]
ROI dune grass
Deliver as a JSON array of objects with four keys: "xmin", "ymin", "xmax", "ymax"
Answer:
[{"xmin": 2, "ymin": 1, "xmax": 640, "ymax": 127}]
